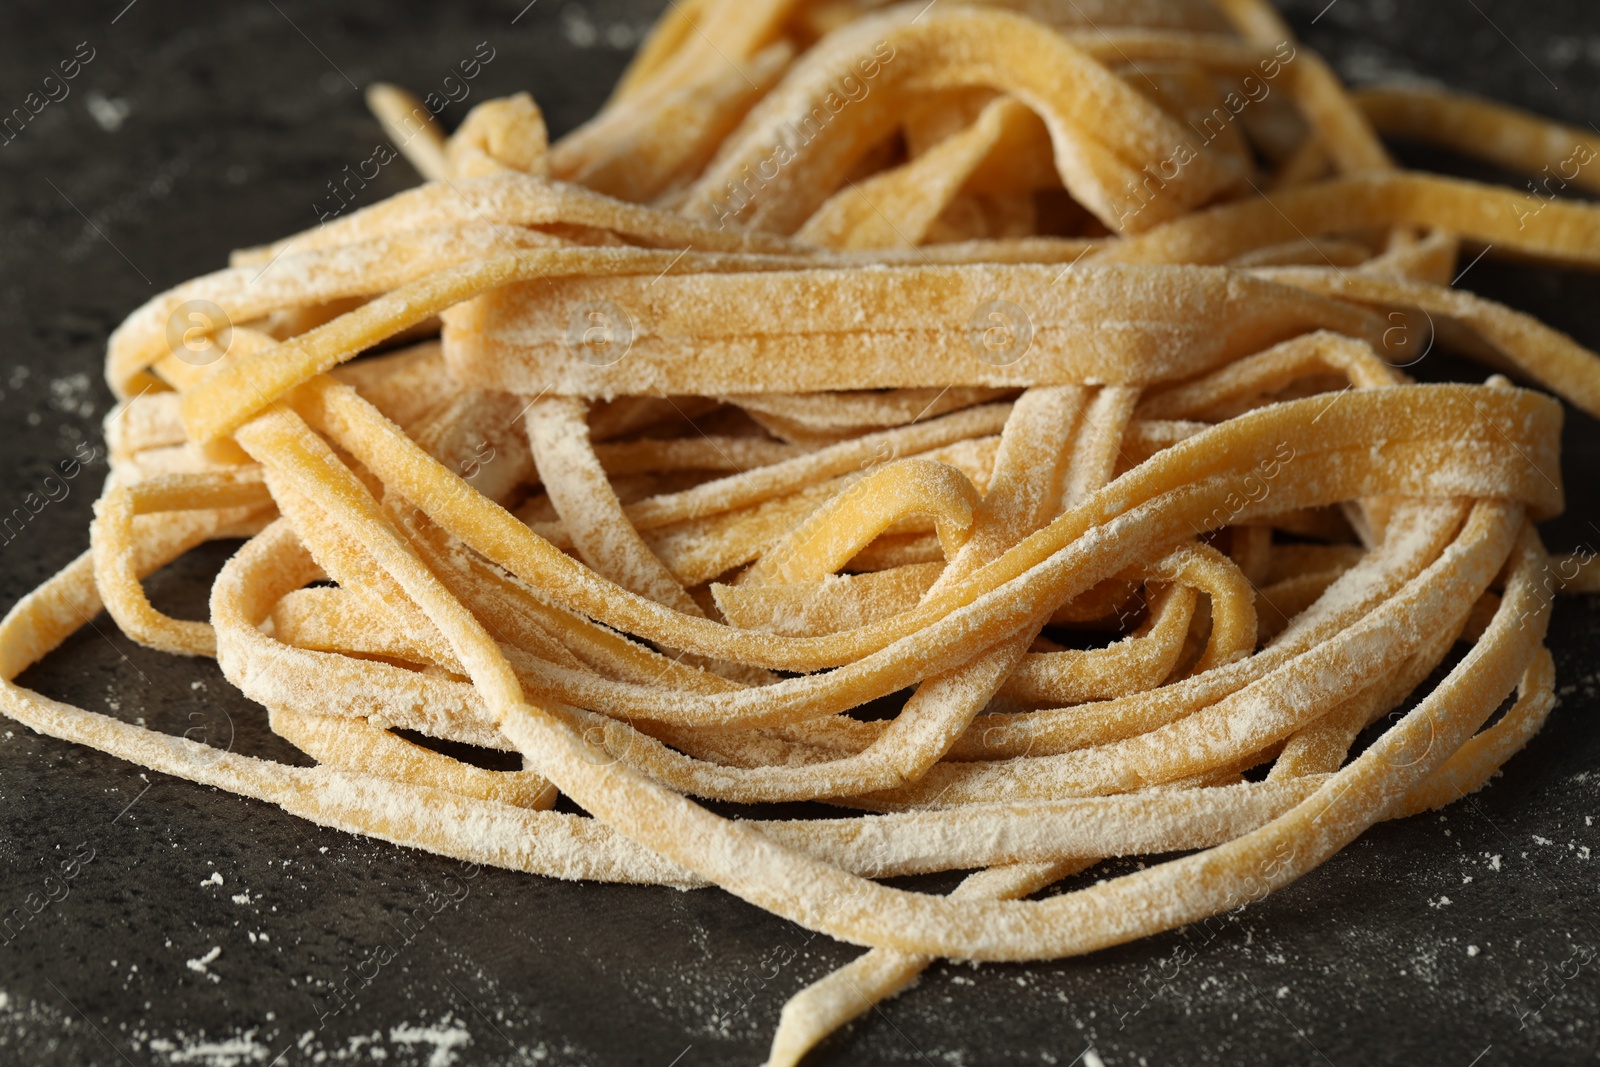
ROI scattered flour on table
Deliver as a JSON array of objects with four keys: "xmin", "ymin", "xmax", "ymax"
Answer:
[
  {"xmin": 389, "ymin": 1015, "xmax": 472, "ymax": 1067},
  {"xmin": 559, "ymin": 4, "xmax": 647, "ymax": 50},
  {"xmin": 48, "ymin": 373, "xmax": 95, "ymax": 419},
  {"xmin": 147, "ymin": 1030, "xmax": 269, "ymax": 1066},
  {"xmin": 0, "ymin": 990, "xmax": 533, "ymax": 1065},
  {"xmin": 85, "ymin": 91, "xmax": 132, "ymax": 132},
  {"xmin": 185, "ymin": 946, "xmax": 222, "ymax": 983}
]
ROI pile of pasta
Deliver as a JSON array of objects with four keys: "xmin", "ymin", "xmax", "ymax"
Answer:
[{"xmin": 8, "ymin": 0, "xmax": 1600, "ymax": 1060}]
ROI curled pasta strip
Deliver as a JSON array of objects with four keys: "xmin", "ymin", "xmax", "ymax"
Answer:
[
  {"xmin": 1356, "ymin": 85, "xmax": 1600, "ymax": 196},
  {"xmin": 1102, "ymin": 171, "xmax": 1600, "ymax": 271},
  {"xmin": 1001, "ymin": 541, "xmax": 1256, "ymax": 705},
  {"xmin": 682, "ymin": 6, "xmax": 1243, "ymax": 233},
  {"xmin": 90, "ymin": 469, "xmax": 276, "ymax": 655},
  {"xmin": 526, "ymin": 395, "xmax": 703, "ymax": 613},
  {"xmin": 742, "ymin": 458, "xmax": 981, "ymax": 585}
]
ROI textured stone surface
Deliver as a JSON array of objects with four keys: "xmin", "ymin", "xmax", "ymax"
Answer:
[{"xmin": 1, "ymin": 1, "xmax": 1598, "ymax": 1064}]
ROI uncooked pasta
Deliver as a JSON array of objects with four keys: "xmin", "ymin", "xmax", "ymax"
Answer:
[{"xmin": 4, "ymin": 1, "xmax": 1598, "ymax": 1063}]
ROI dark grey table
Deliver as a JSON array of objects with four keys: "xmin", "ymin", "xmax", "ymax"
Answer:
[{"xmin": 2, "ymin": 2, "xmax": 1597, "ymax": 1064}]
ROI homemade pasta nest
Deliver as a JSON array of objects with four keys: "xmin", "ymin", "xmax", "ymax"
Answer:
[{"xmin": 6, "ymin": 0, "xmax": 1600, "ymax": 1061}]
